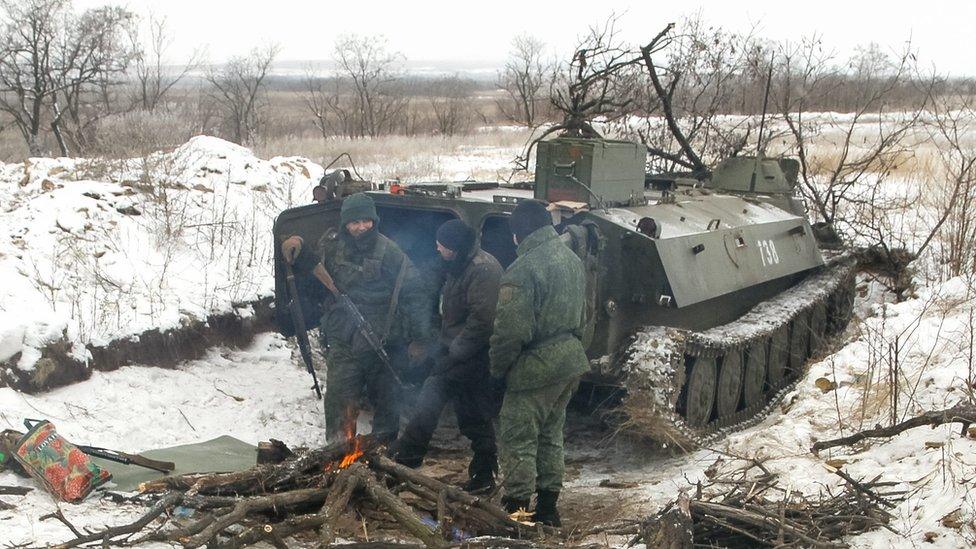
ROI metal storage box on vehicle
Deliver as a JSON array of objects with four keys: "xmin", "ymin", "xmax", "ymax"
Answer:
[{"xmin": 534, "ymin": 138, "xmax": 645, "ymax": 207}]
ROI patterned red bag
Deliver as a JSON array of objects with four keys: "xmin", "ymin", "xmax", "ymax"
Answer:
[{"xmin": 13, "ymin": 420, "xmax": 112, "ymax": 503}]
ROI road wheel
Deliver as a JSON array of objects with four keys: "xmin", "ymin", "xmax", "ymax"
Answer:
[
  {"xmin": 716, "ymin": 350, "xmax": 744, "ymax": 417},
  {"xmin": 743, "ymin": 340, "xmax": 768, "ymax": 407},
  {"xmin": 768, "ymin": 327, "xmax": 789, "ymax": 389},
  {"xmin": 809, "ymin": 302, "xmax": 828, "ymax": 355},
  {"xmin": 685, "ymin": 356, "xmax": 717, "ymax": 428},
  {"xmin": 788, "ymin": 310, "xmax": 811, "ymax": 377}
]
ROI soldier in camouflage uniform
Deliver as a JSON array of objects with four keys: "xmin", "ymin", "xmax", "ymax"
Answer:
[
  {"xmin": 489, "ymin": 199, "xmax": 589, "ymax": 527},
  {"xmin": 282, "ymin": 193, "xmax": 430, "ymax": 442}
]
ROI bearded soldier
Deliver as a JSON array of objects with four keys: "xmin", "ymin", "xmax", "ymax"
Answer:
[
  {"xmin": 281, "ymin": 193, "xmax": 429, "ymax": 442},
  {"xmin": 490, "ymin": 199, "xmax": 588, "ymax": 527}
]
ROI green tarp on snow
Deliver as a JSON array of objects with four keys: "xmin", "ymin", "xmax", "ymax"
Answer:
[{"xmin": 91, "ymin": 436, "xmax": 257, "ymax": 492}]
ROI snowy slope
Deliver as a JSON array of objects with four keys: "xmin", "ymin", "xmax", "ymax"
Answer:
[{"xmin": 0, "ymin": 137, "xmax": 322, "ymax": 372}]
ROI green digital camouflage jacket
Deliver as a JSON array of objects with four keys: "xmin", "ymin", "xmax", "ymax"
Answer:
[
  {"xmin": 293, "ymin": 227, "xmax": 431, "ymax": 348},
  {"xmin": 489, "ymin": 225, "xmax": 589, "ymax": 390}
]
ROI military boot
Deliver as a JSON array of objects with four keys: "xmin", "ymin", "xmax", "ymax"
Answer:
[
  {"xmin": 385, "ymin": 439, "xmax": 424, "ymax": 469},
  {"xmin": 534, "ymin": 490, "xmax": 561, "ymax": 527},
  {"xmin": 462, "ymin": 452, "xmax": 497, "ymax": 494}
]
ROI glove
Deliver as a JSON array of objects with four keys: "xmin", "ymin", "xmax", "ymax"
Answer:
[
  {"xmin": 431, "ymin": 354, "xmax": 458, "ymax": 376},
  {"xmin": 407, "ymin": 341, "xmax": 424, "ymax": 362},
  {"xmin": 281, "ymin": 236, "xmax": 303, "ymax": 264}
]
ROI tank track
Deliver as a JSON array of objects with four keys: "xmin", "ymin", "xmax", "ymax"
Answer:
[{"xmin": 618, "ymin": 253, "xmax": 857, "ymax": 450}]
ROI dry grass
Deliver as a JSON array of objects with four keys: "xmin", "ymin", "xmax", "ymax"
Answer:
[{"xmin": 255, "ymin": 128, "xmax": 533, "ymax": 179}]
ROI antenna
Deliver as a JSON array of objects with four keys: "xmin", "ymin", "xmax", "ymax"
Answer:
[
  {"xmin": 756, "ymin": 60, "xmax": 774, "ymax": 155},
  {"xmin": 750, "ymin": 59, "xmax": 774, "ymax": 192}
]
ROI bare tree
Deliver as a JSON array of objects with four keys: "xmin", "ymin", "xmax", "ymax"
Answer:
[
  {"xmin": 133, "ymin": 14, "xmax": 201, "ymax": 113},
  {"xmin": 302, "ymin": 71, "xmax": 356, "ymax": 138},
  {"xmin": 917, "ymin": 88, "xmax": 976, "ymax": 280},
  {"xmin": 497, "ymin": 34, "xmax": 553, "ymax": 128},
  {"xmin": 514, "ymin": 16, "xmax": 644, "ymax": 171},
  {"xmin": 205, "ymin": 45, "xmax": 279, "ymax": 145},
  {"xmin": 775, "ymin": 40, "xmax": 929, "ymax": 229},
  {"xmin": 631, "ymin": 19, "xmax": 770, "ymax": 173},
  {"xmin": 427, "ymin": 75, "xmax": 474, "ymax": 136},
  {"xmin": 0, "ymin": 0, "xmax": 137, "ymax": 156},
  {"xmin": 333, "ymin": 34, "xmax": 406, "ymax": 137},
  {"xmin": 53, "ymin": 5, "xmax": 139, "ymax": 154},
  {"xmin": 0, "ymin": 0, "xmax": 67, "ymax": 156}
]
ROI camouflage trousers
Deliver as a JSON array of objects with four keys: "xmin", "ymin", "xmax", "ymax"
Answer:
[
  {"xmin": 323, "ymin": 341, "xmax": 399, "ymax": 443},
  {"xmin": 498, "ymin": 376, "xmax": 580, "ymax": 500}
]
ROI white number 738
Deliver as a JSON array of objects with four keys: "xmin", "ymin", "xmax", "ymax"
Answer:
[{"xmin": 758, "ymin": 239, "xmax": 780, "ymax": 266}]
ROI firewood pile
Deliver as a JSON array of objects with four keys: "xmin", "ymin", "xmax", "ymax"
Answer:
[
  {"xmin": 611, "ymin": 458, "xmax": 907, "ymax": 548},
  {"xmin": 33, "ymin": 435, "xmax": 580, "ymax": 549}
]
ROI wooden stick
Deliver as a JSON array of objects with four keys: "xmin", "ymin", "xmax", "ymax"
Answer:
[
  {"xmin": 371, "ymin": 455, "xmax": 545, "ymax": 537},
  {"xmin": 829, "ymin": 468, "xmax": 896, "ymax": 510},
  {"xmin": 47, "ymin": 492, "xmax": 183, "ymax": 549},
  {"xmin": 690, "ymin": 500, "xmax": 842, "ymax": 548},
  {"xmin": 812, "ymin": 404, "xmax": 976, "ymax": 452},
  {"xmin": 319, "ymin": 465, "xmax": 363, "ymax": 545},
  {"xmin": 353, "ymin": 463, "xmax": 448, "ymax": 548},
  {"xmin": 212, "ymin": 513, "xmax": 331, "ymax": 549},
  {"xmin": 140, "ymin": 435, "xmax": 379, "ymax": 495},
  {"xmin": 182, "ymin": 488, "xmax": 329, "ymax": 548}
]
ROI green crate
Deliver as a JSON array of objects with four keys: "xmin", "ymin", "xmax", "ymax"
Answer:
[{"xmin": 534, "ymin": 138, "xmax": 645, "ymax": 207}]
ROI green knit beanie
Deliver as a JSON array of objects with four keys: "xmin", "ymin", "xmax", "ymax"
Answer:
[{"xmin": 340, "ymin": 193, "xmax": 379, "ymax": 225}]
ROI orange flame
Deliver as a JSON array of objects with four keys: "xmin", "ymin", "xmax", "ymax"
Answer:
[
  {"xmin": 337, "ymin": 437, "xmax": 364, "ymax": 469},
  {"xmin": 325, "ymin": 408, "xmax": 364, "ymax": 472}
]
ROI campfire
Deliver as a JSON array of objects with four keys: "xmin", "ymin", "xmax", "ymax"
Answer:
[
  {"xmin": 37, "ymin": 433, "xmax": 904, "ymax": 548},
  {"xmin": 78, "ymin": 433, "xmax": 552, "ymax": 548}
]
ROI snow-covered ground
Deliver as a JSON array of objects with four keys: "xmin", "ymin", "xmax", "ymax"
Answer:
[
  {"xmin": 0, "ymin": 136, "xmax": 322, "ymax": 373},
  {"xmin": 0, "ymin": 333, "xmax": 326, "ymax": 544},
  {"xmin": 2, "ymin": 133, "xmax": 975, "ymax": 547}
]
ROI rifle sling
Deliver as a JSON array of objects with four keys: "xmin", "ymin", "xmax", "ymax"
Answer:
[{"xmin": 382, "ymin": 256, "xmax": 409, "ymax": 344}]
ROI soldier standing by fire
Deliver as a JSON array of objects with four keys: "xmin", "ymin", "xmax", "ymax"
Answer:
[
  {"xmin": 490, "ymin": 199, "xmax": 588, "ymax": 527},
  {"xmin": 281, "ymin": 193, "xmax": 430, "ymax": 442},
  {"xmin": 389, "ymin": 219, "xmax": 504, "ymax": 493}
]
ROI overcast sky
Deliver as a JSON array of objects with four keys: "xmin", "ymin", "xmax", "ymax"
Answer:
[{"xmin": 76, "ymin": 0, "xmax": 976, "ymax": 75}]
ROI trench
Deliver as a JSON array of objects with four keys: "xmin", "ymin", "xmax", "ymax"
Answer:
[{"xmin": 0, "ymin": 297, "xmax": 275, "ymax": 394}]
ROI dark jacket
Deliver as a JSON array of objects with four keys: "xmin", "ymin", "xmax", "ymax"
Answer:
[
  {"xmin": 489, "ymin": 225, "xmax": 589, "ymax": 390},
  {"xmin": 293, "ymin": 227, "xmax": 430, "ymax": 349},
  {"xmin": 440, "ymin": 247, "xmax": 503, "ymax": 368}
]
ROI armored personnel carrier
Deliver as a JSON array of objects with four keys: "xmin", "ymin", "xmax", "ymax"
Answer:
[{"xmin": 273, "ymin": 138, "xmax": 856, "ymax": 448}]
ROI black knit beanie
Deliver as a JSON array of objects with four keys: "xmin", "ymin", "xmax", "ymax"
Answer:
[
  {"xmin": 436, "ymin": 219, "xmax": 476, "ymax": 257},
  {"xmin": 509, "ymin": 199, "xmax": 552, "ymax": 243},
  {"xmin": 340, "ymin": 192, "xmax": 379, "ymax": 225}
]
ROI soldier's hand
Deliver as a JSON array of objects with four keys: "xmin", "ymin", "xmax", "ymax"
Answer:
[
  {"xmin": 281, "ymin": 236, "xmax": 303, "ymax": 264},
  {"xmin": 407, "ymin": 341, "xmax": 427, "ymax": 363}
]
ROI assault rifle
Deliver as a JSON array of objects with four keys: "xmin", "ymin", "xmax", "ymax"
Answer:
[
  {"xmin": 77, "ymin": 445, "xmax": 175, "ymax": 473},
  {"xmin": 284, "ymin": 261, "xmax": 323, "ymax": 399},
  {"xmin": 312, "ymin": 263, "xmax": 404, "ymax": 387}
]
